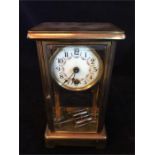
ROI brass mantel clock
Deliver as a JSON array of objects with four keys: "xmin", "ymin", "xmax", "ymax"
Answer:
[{"xmin": 27, "ymin": 22, "xmax": 125, "ymax": 148}]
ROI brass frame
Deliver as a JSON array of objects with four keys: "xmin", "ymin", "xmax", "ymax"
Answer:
[
  {"xmin": 28, "ymin": 31, "xmax": 125, "ymax": 40},
  {"xmin": 49, "ymin": 45, "xmax": 103, "ymax": 91},
  {"xmin": 45, "ymin": 125, "xmax": 107, "ymax": 140},
  {"xmin": 38, "ymin": 40, "xmax": 112, "ymax": 130},
  {"xmin": 28, "ymin": 22, "xmax": 125, "ymax": 147},
  {"xmin": 34, "ymin": 40, "xmax": 118, "ymax": 147}
]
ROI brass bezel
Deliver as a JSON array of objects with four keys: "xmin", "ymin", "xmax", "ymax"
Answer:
[{"xmin": 49, "ymin": 45, "xmax": 103, "ymax": 91}]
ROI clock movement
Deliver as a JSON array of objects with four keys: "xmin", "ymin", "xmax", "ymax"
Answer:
[{"xmin": 27, "ymin": 22, "xmax": 125, "ymax": 148}]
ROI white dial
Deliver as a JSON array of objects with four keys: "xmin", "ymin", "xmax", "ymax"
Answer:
[{"xmin": 50, "ymin": 46, "xmax": 103, "ymax": 91}]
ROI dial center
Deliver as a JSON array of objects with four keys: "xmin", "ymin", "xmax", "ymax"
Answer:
[{"xmin": 73, "ymin": 67, "xmax": 80, "ymax": 73}]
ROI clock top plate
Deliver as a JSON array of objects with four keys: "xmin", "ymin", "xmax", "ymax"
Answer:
[{"xmin": 27, "ymin": 22, "xmax": 125, "ymax": 40}]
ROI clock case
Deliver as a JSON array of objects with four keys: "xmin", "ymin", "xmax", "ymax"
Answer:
[{"xmin": 27, "ymin": 22, "xmax": 125, "ymax": 148}]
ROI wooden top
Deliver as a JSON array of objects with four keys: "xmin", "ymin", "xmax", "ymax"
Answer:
[{"xmin": 27, "ymin": 22, "xmax": 125, "ymax": 40}]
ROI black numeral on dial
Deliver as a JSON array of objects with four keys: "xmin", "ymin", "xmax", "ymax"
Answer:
[
  {"xmin": 90, "ymin": 75, "xmax": 93, "ymax": 80},
  {"xmin": 64, "ymin": 52, "xmax": 68, "ymax": 57},
  {"xmin": 90, "ymin": 58, "xmax": 95, "ymax": 64},
  {"xmin": 59, "ymin": 74, "xmax": 64, "ymax": 79},
  {"xmin": 74, "ymin": 48, "xmax": 79, "ymax": 55},
  {"xmin": 83, "ymin": 80, "xmax": 87, "ymax": 84},
  {"xmin": 56, "ymin": 66, "xmax": 61, "ymax": 71},
  {"xmin": 93, "ymin": 67, "xmax": 98, "ymax": 72},
  {"xmin": 58, "ymin": 58, "xmax": 63, "ymax": 63}
]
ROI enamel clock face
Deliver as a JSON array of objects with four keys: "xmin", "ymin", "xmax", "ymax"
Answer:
[{"xmin": 50, "ymin": 46, "xmax": 103, "ymax": 91}]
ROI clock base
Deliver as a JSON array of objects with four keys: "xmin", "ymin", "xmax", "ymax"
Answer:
[{"xmin": 44, "ymin": 126, "xmax": 107, "ymax": 148}]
